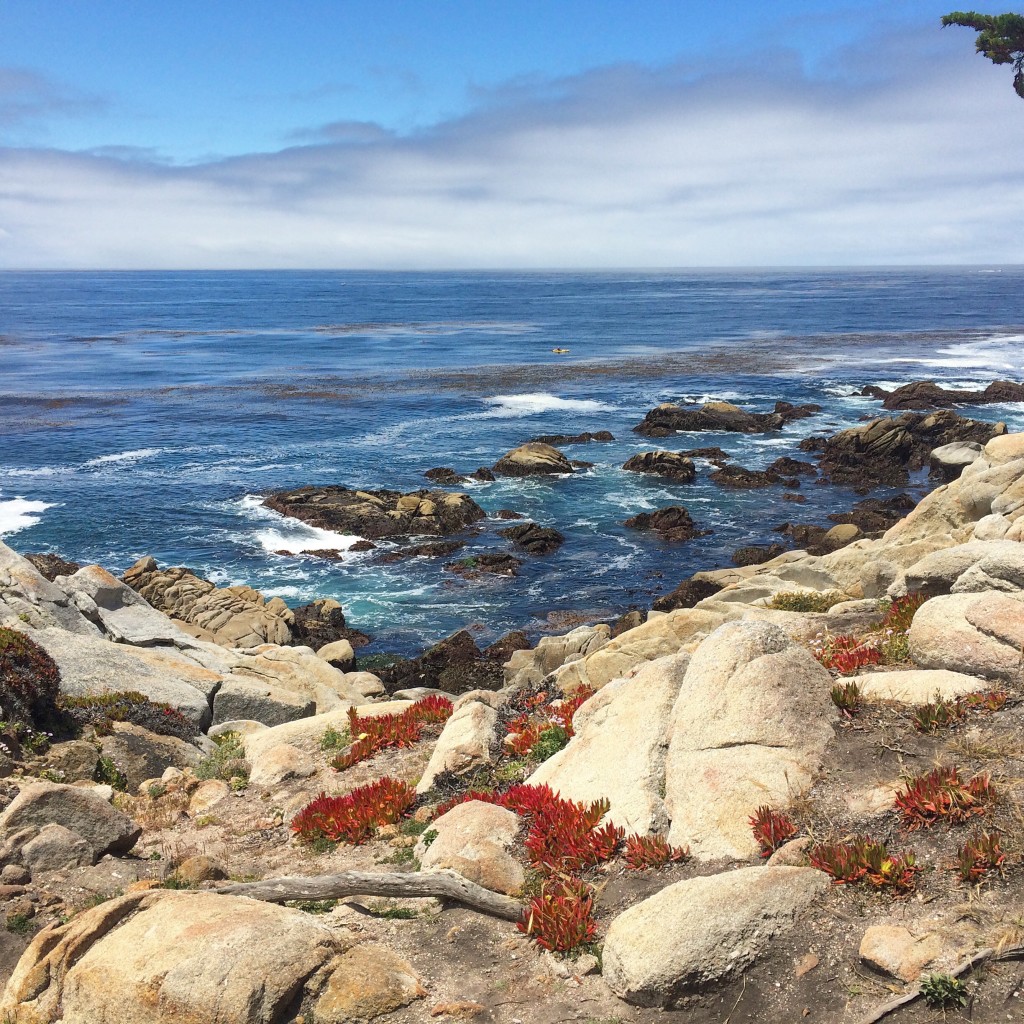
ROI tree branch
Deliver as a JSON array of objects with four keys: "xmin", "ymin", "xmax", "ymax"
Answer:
[{"xmin": 216, "ymin": 868, "xmax": 526, "ymax": 922}]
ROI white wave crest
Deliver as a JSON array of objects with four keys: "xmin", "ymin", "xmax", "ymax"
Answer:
[
  {"xmin": 233, "ymin": 494, "xmax": 363, "ymax": 555},
  {"xmin": 480, "ymin": 393, "xmax": 613, "ymax": 417},
  {"xmin": 85, "ymin": 448, "xmax": 163, "ymax": 467},
  {"xmin": 0, "ymin": 497, "xmax": 53, "ymax": 536}
]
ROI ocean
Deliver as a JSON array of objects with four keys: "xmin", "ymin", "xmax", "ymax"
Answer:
[{"xmin": 1, "ymin": 268, "xmax": 1023, "ymax": 653}]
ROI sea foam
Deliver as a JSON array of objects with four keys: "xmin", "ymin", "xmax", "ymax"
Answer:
[
  {"xmin": 0, "ymin": 497, "xmax": 54, "ymax": 536},
  {"xmin": 84, "ymin": 448, "xmax": 163, "ymax": 467},
  {"xmin": 480, "ymin": 393, "xmax": 613, "ymax": 417}
]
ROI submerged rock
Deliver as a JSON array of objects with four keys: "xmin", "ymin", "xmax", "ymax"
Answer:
[
  {"xmin": 530, "ymin": 430, "xmax": 614, "ymax": 445},
  {"xmin": 624, "ymin": 506, "xmax": 710, "ymax": 542}
]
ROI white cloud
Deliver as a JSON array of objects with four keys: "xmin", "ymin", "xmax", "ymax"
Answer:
[{"xmin": 0, "ymin": 26, "xmax": 1021, "ymax": 268}]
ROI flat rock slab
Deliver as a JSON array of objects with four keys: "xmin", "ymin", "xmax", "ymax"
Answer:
[
  {"xmin": 32, "ymin": 625, "xmax": 218, "ymax": 729},
  {"xmin": 860, "ymin": 925, "xmax": 944, "ymax": 982},
  {"xmin": 603, "ymin": 865, "xmax": 829, "ymax": 1006},
  {"xmin": 853, "ymin": 669, "xmax": 989, "ymax": 704}
]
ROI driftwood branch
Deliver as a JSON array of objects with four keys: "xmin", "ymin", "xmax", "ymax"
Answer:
[
  {"xmin": 858, "ymin": 944, "xmax": 1024, "ymax": 1024},
  {"xmin": 217, "ymin": 869, "xmax": 525, "ymax": 922}
]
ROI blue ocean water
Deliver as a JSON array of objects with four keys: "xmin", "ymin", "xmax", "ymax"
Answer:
[{"xmin": 1, "ymin": 268, "xmax": 1023, "ymax": 653}]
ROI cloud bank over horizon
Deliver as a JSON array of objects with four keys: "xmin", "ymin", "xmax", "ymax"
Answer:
[{"xmin": 1, "ymin": 24, "xmax": 1022, "ymax": 270}]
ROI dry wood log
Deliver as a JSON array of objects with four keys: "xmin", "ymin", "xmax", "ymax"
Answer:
[
  {"xmin": 217, "ymin": 868, "xmax": 525, "ymax": 922},
  {"xmin": 858, "ymin": 944, "xmax": 1024, "ymax": 1024}
]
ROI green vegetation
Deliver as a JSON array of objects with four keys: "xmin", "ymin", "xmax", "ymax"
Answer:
[
  {"xmin": 530, "ymin": 725, "xmax": 570, "ymax": 762},
  {"xmin": 289, "ymin": 899, "xmax": 339, "ymax": 914},
  {"xmin": 920, "ymin": 972, "xmax": 969, "ymax": 1010},
  {"xmin": 320, "ymin": 725, "xmax": 350, "ymax": 752},
  {"xmin": 94, "ymin": 755, "xmax": 128, "ymax": 791},
  {"xmin": 59, "ymin": 690, "xmax": 195, "ymax": 741},
  {"xmin": 4, "ymin": 912, "xmax": 35, "ymax": 935},
  {"xmin": 767, "ymin": 590, "xmax": 845, "ymax": 613},
  {"xmin": 195, "ymin": 731, "xmax": 249, "ymax": 786},
  {"xmin": 943, "ymin": 12, "xmax": 1024, "ymax": 97}
]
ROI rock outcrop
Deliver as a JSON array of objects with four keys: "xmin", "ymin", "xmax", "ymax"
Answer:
[
  {"xmin": 621, "ymin": 451, "xmax": 696, "ymax": 483},
  {"xmin": 871, "ymin": 379, "xmax": 1024, "ymax": 411},
  {"xmin": 263, "ymin": 486, "xmax": 486, "ymax": 540},
  {"xmin": 492, "ymin": 442, "xmax": 574, "ymax": 477},
  {"xmin": 634, "ymin": 400, "xmax": 819, "ymax": 437},
  {"xmin": 623, "ymin": 506, "xmax": 710, "ymax": 542}
]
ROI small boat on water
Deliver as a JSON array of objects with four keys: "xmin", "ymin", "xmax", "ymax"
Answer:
[{"xmin": 551, "ymin": 347, "xmax": 571, "ymax": 354}]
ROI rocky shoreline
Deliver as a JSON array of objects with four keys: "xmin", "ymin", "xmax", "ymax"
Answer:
[{"xmin": 1, "ymin": 379, "xmax": 1023, "ymax": 1024}]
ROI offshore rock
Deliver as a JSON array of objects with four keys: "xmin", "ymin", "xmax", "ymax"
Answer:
[
  {"xmin": 813, "ymin": 411, "xmax": 1006, "ymax": 487},
  {"xmin": 263, "ymin": 486, "xmax": 486, "ymax": 540},
  {"xmin": 622, "ymin": 451, "xmax": 696, "ymax": 483},
  {"xmin": 873, "ymin": 379, "xmax": 1024, "ymax": 411},
  {"xmin": 497, "ymin": 522, "xmax": 565, "ymax": 555},
  {"xmin": 492, "ymin": 442, "xmax": 574, "ymax": 477},
  {"xmin": 634, "ymin": 400, "xmax": 819, "ymax": 437},
  {"xmin": 624, "ymin": 506, "xmax": 710, "ymax": 542}
]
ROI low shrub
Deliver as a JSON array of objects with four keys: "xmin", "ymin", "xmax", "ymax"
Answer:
[
  {"xmin": 0, "ymin": 627, "xmax": 61, "ymax": 728},
  {"xmin": 896, "ymin": 766, "xmax": 995, "ymax": 830},
  {"xmin": 808, "ymin": 836, "xmax": 921, "ymax": 893},
  {"xmin": 914, "ymin": 691, "xmax": 1008, "ymax": 734},
  {"xmin": 504, "ymin": 687, "xmax": 593, "ymax": 761},
  {"xmin": 291, "ymin": 777, "xmax": 417, "ymax": 845},
  {"xmin": 920, "ymin": 973, "xmax": 968, "ymax": 1010},
  {"xmin": 749, "ymin": 806, "xmax": 798, "ymax": 857},
  {"xmin": 768, "ymin": 591, "xmax": 846, "ymax": 613},
  {"xmin": 195, "ymin": 732, "xmax": 249, "ymax": 784},
  {"xmin": 94, "ymin": 755, "xmax": 127, "ymax": 791},
  {"xmin": 880, "ymin": 592, "xmax": 928, "ymax": 633},
  {"xmin": 58, "ymin": 690, "xmax": 195, "ymax": 741}
]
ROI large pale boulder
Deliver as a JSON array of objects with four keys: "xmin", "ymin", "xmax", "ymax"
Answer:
[
  {"xmin": 528, "ymin": 653, "xmax": 689, "ymax": 834},
  {"xmin": 602, "ymin": 866, "xmax": 829, "ymax": 1005},
  {"xmin": 415, "ymin": 800, "xmax": 524, "ymax": 895},
  {"xmin": 58, "ymin": 564, "xmax": 198, "ymax": 646},
  {"xmin": 31, "ymin": 626, "xmax": 219, "ymax": 729},
  {"xmin": 555, "ymin": 607, "xmax": 734, "ymax": 691},
  {"xmin": 0, "ymin": 890, "xmax": 338, "ymax": 1023},
  {"xmin": 904, "ymin": 540, "xmax": 1024, "ymax": 595},
  {"xmin": 0, "ymin": 540, "xmax": 99, "ymax": 635},
  {"xmin": 0, "ymin": 781, "xmax": 140, "ymax": 863},
  {"xmin": 909, "ymin": 591, "xmax": 1024, "ymax": 680},
  {"xmin": 417, "ymin": 701, "xmax": 498, "ymax": 794},
  {"xmin": 212, "ymin": 678, "xmax": 316, "ymax": 727},
  {"xmin": 664, "ymin": 621, "xmax": 836, "ymax": 859},
  {"xmin": 854, "ymin": 669, "xmax": 989, "ymax": 704},
  {"xmin": 504, "ymin": 624, "xmax": 610, "ymax": 689}
]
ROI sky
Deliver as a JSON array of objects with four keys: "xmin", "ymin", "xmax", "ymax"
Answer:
[{"xmin": 0, "ymin": 0, "xmax": 1022, "ymax": 268}]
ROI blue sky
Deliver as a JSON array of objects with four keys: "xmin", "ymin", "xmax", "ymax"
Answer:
[{"xmin": 0, "ymin": 1, "xmax": 1022, "ymax": 267}]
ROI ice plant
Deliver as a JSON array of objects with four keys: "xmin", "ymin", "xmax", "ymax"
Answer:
[
  {"xmin": 913, "ymin": 691, "xmax": 1008, "ymax": 733},
  {"xmin": 517, "ymin": 878, "xmax": 597, "ymax": 953},
  {"xmin": 812, "ymin": 633, "xmax": 881, "ymax": 674},
  {"xmin": 896, "ymin": 765, "xmax": 995, "ymax": 830},
  {"xmin": 881, "ymin": 592, "xmax": 928, "ymax": 633},
  {"xmin": 622, "ymin": 834, "xmax": 690, "ymax": 870},
  {"xmin": 505, "ymin": 687, "xmax": 594, "ymax": 760},
  {"xmin": 333, "ymin": 695, "xmax": 453, "ymax": 770},
  {"xmin": 956, "ymin": 831, "xmax": 1006, "ymax": 883},
  {"xmin": 808, "ymin": 836, "xmax": 921, "ymax": 893},
  {"xmin": 291, "ymin": 777, "xmax": 417, "ymax": 845},
  {"xmin": 830, "ymin": 681, "xmax": 862, "ymax": 718},
  {"xmin": 749, "ymin": 806, "xmax": 798, "ymax": 857}
]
